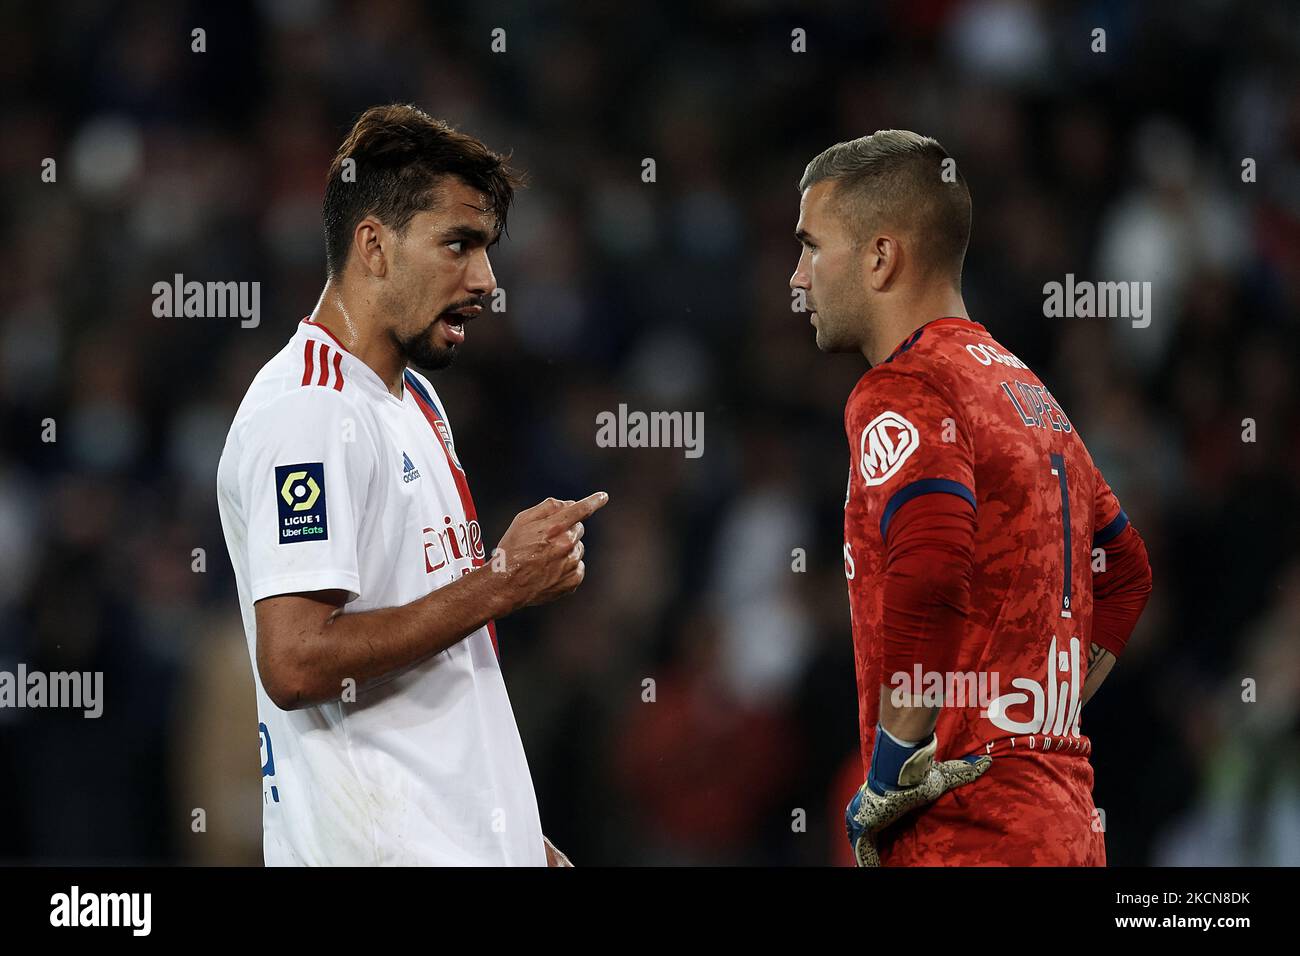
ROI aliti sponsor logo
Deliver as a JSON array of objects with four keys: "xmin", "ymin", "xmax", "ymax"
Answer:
[{"xmin": 985, "ymin": 635, "xmax": 1083, "ymax": 738}]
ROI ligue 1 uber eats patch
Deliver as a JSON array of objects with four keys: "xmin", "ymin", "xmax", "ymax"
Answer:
[{"xmin": 275, "ymin": 463, "xmax": 328, "ymax": 544}]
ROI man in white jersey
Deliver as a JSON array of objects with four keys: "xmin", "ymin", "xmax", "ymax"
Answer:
[{"xmin": 216, "ymin": 104, "xmax": 605, "ymax": 866}]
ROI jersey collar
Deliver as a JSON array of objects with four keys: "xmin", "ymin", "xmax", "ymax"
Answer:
[
  {"xmin": 298, "ymin": 317, "xmax": 406, "ymax": 404},
  {"xmin": 882, "ymin": 316, "xmax": 979, "ymax": 365}
]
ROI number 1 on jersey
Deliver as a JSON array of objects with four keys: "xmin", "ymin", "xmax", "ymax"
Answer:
[{"xmin": 1050, "ymin": 453, "xmax": 1072, "ymax": 619}]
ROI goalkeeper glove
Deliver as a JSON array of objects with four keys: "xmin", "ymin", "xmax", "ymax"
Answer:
[{"xmin": 845, "ymin": 724, "xmax": 992, "ymax": 867}]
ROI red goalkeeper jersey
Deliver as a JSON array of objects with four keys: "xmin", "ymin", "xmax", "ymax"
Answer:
[{"xmin": 843, "ymin": 316, "xmax": 1130, "ymax": 865}]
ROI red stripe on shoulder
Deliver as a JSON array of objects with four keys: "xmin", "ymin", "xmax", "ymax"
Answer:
[
  {"xmin": 331, "ymin": 349, "xmax": 344, "ymax": 391},
  {"xmin": 301, "ymin": 339, "xmax": 315, "ymax": 386},
  {"xmin": 302, "ymin": 318, "xmax": 354, "ymax": 354},
  {"xmin": 317, "ymin": 345, "xmax": 330, "ymax": 386}
]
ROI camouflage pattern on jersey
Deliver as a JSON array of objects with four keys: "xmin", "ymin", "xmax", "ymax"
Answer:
[{"xmin": 843, "ymin": 317, "xmax": 1123, "ymax": 866}]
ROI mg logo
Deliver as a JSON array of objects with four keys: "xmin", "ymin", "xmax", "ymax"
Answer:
[{"xmin": 858, "ymin": 411, "xmax": 919, "ymax": 486}]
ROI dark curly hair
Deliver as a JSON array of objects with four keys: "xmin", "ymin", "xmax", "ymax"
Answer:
[{"xmin": 323, "ymin": 104, "xmax": 524, "ymax": 277}]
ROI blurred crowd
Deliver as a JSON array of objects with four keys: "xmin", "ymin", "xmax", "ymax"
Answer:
[{"xmin": 1, "ymin": 0, "xmax": 1297, "ymax": 865}]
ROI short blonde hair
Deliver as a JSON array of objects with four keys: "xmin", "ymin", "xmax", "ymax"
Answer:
[{"xmin": 799, "ymin": 130, "xmax": 971, "ymax": 280}]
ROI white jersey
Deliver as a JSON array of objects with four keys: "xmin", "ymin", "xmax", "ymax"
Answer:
[{"xmin": 216, "ymin": 317, "xmax": 545, "ymax": 866}]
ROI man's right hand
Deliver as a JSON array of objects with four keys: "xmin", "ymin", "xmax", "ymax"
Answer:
[{"xmin": 493, "ymin": 492, "xmax": 609, "ymax": 611}]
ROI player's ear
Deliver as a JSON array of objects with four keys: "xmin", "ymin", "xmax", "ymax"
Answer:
[
  {"xmin": 863, "ymin": 234, "xmax": 883, "ymax": 290},
  {"xmin": 867, "ymin": 234, "xmax": 898, "ymax": 291},
  {"xmin": 353, "ymin": 216, "xmax": 389, "ymax": 279}
]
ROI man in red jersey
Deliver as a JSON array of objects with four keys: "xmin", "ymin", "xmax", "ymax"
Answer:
[{"xmin": 790, "ymin": 131, "xmax": 1152, "ymax": 866}]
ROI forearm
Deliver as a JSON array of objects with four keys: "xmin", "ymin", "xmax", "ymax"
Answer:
[
  {"xmin": 267, "ymin": 564, "xmax": 512, "ymax": 708},
  {"xmin": 1091, "ymin": 524, "xmax": 1152, "ymax": 656},
  {"xmin": 544, "ymin": 835, "xmax": 573, "ymax": 867},
  {"xmin": 879, "ymin": 685, "xmax": 940, "ymax": 742},
  {"xmin": 878, "ymin": 493, "xmax": 975, "ymax": 742},
  {"xmin": 256, "ymin": 493, "xmax": 605, "ymax": 711},
  {"xmin": 1080, "ymin": 642, "xmax": 1116, "ymax": 707},
  {"xmin": 1081, "ymin": 522, "xmax": 1151, "ymax": 706}
]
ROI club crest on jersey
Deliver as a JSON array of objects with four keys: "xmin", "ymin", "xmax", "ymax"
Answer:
[
  {"xmin": 433, "ymin": 420, "xmax": 464, "ymax": 472},
  {"xmin": 858, "ymin": 411, "xmax": 920, "ymax": 486}
]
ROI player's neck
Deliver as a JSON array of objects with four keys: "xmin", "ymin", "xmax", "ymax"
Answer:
[
  {"xmin": 308, "ymin": 281, "xmax": 407, "ymax": 399},
  {"xmin": 864, "ymin": 286, "xmax": 969, "ymax": 366}
]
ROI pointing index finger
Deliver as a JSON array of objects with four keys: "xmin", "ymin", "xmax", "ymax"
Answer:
[{"xmin": 547, "ymin": 492, "xmax": 609, "ymax": 534}]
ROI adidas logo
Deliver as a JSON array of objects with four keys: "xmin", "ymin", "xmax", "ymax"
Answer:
[{"xmin": 401, "ymin": 451, "xmax": 421, "ymax": 484}]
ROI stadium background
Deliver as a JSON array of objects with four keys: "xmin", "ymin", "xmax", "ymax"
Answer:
[{"xmin": 1, "ymin": 0, "xmax": 1297, "ymax": 865}]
